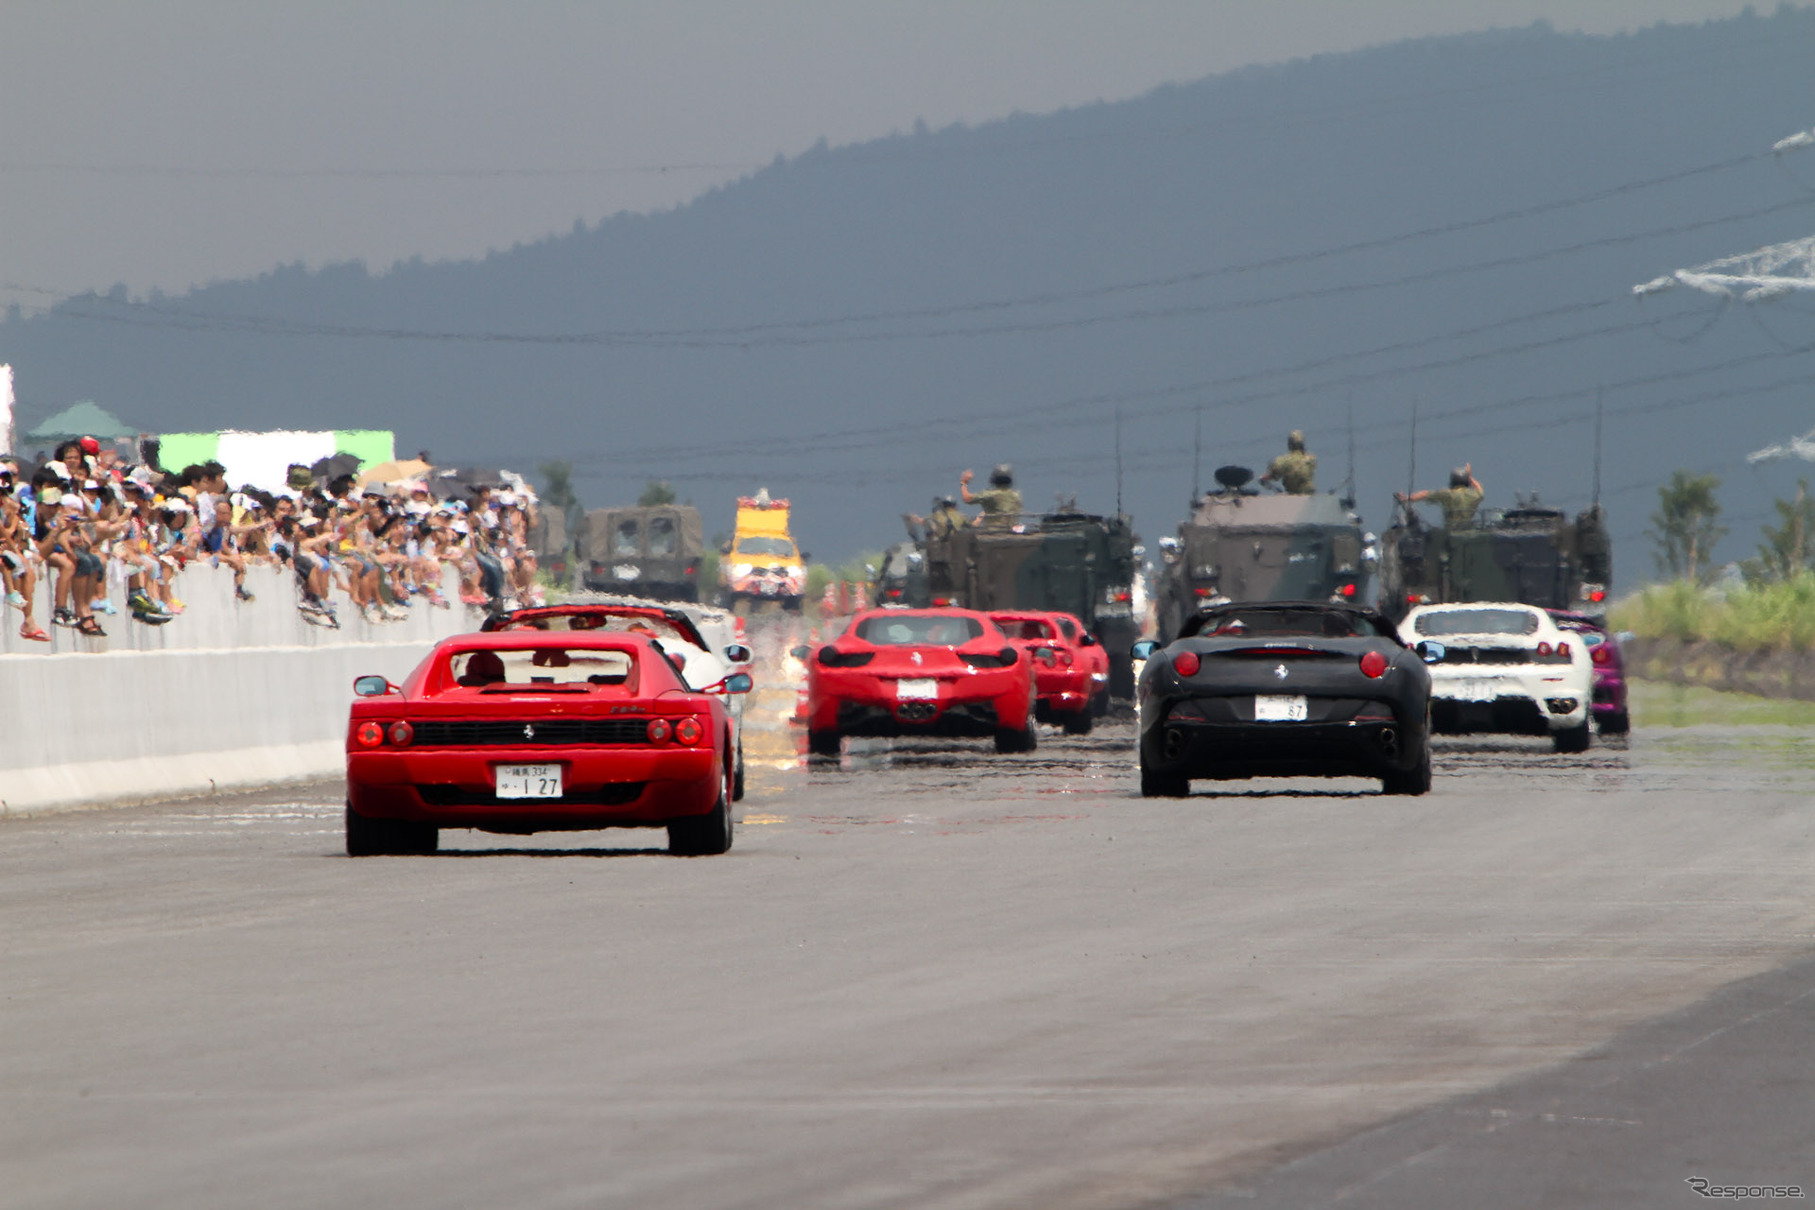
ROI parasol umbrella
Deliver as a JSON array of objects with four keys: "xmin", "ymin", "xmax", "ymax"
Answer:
[
  {"xmin": 310, "ymin": 453, "xmax": 364, "ymax": 482},
  {"xmin": 430, "ymin": 465, "xmax": 509, "ymax": 493},
  {"xmin": 357, "ymin": 458, "xmax": 432, "ymax": 487}
]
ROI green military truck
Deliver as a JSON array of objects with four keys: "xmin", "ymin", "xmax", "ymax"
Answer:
[
  {"xmin": 1154, "ymin": 466, "xmax": 1374, "ymax": 643},
  {"xmin": 528, "ymin": 507, "xmax": 576, "ymax": 588},
  {"xmin": 921, "ymin": 509, "xmax": 1141, "ymax": 698},
  {"xmin": 579, "ymin": 504, "xmax": 706, "ymax": 602},
  {"xmin": 1377, "ymin": 499, "xmax": 1611, "ymax": 624}
]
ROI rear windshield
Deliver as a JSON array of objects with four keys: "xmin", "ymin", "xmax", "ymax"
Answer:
[
  {"xmin": 493, "ymin": 613, "xmax": 700, "ymax": 648},
  {"xmin": 447, "ymin": 647, "xmax": 636, "ymax": 690},
  {"xmin": 737, "ymin": 536, "xmax": 794, "ymax": 557},
  {"xmin": 1414, "ymin": 609, "xmax": 1540, "ymax": 637},
  {"xmin": 856, "ymin": 614, "xmax": 985, "ymax": 646},
  {"xmin": 994, "ymin": 617, "xmax": 1056, "ymax": 641},
  {"xmin": 1195, "ymin": 609, "xmax": 1383, "ymax": 638}
]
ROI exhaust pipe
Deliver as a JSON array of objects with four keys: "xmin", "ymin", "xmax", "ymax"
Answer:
[
  {"xmin": 1378, "ymin": 727, "xmax": 1398, "ymax": 753},
  {"xmin": 1163, "ymin": 727, "xmax": 1187, "ymax": 760}
]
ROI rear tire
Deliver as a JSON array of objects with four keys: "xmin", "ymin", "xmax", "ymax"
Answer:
[
  {"xmin": 1552, "ymin": 720, "xmax": 1592, "ymax": 753},
  {"xmin": 668, "ymin": 789, "xmax": 733, "ymax": 856},
  {"xmin": 345, "ymin": 804, "xmax": 437, "ymax": 856},
  {"xmin": 1139, "ymin": 757, "xmax": 1189, "ymax": 798},
  {"xmin": 1381, "ymin": 744, "xmax": 1433, "ymax": 796},
  {"xmin": 807, "ymin": 728, "xmax": 841, "ymax": 758},
  {"xmin": 1062, "ymin": 711, "xmax": 1093, "ymax": 736},
  {"xmin": 994, "ymin": 726, "xmax": 1037, "ymax": 754},
  {"xmin": 1597, "ymin": 709, "xmax": 1630, "ymax": 736}
]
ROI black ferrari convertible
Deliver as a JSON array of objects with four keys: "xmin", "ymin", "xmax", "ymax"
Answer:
[{"xmin": 1133, "ymin": 602, "xmax": 1434, "ymax": 797}]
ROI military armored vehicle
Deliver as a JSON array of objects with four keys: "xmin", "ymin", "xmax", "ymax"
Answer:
[
  {"xmin": 580, "ymin": 503, "xmax": 705, "ymax": 601},
  {"xmin": 528, "ymin": 507, "xmax": 575, "ymax": 587},
  {"xmin": 1154, "ymin": 466, "xmax": 1373, "ymax": 644},
  {"xmin": 1377, "ymin": 497, "xmax": 1610, "ymax": 624},
  {"xmin": 922, "ymin": 508, "xmax": 1140, "ymax": 697}
]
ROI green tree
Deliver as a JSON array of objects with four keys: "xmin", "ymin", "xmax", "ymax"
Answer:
[
  {"xmin": 1648, "ymin": 469, "xmax": 1726, "ymax": 584},
  {"xmin": 537, "ymin": 460, "xmax": 582, "ymax": 530},
  {"xmin": 1751, "ymin": 479, "xmax": 1815, "ymax": 583},
  {"xmin": 638, "ymin": 479, "xmax": 677, "ymax": 507}
]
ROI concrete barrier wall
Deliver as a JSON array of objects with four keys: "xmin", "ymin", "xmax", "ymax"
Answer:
[{"xmin": 0, "ymin": 564, "xmax": 483, "ymax": 817}]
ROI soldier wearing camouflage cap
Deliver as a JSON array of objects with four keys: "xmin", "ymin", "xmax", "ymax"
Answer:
[
  {"xmin": 1261, "ymin": 431, "xmax": 1317, "ymax": 495},
  {"xmin": 961, "ymin": 464, "xmax": 1021, "ymax": 531},
  {"xmin": 1398, "ymin": 463, "xmax": 1485, "ymax": 529}
]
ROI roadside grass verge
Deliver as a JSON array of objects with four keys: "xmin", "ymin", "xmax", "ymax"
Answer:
[
  {"xmin": 1630, "ymin": 679, "xmax": 1815, "ymax": 728},
  {"xmin": 1610, "ymin": 573, "xmax": 1815, "ymax": 652}
]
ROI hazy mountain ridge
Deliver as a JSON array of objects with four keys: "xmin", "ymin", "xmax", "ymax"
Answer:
[{"xmin": 7, "ymin": 7, "xmax": 1815, "ymax": 571}]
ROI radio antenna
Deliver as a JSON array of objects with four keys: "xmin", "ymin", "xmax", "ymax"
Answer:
[
  {"xmin": 1342, "ymin": 392, "xmax": 1356, "ymax": 510},
  {"xmin": 1592, "ymin": 388, "xmax": 1604, "ymax": 509},
  {"xmin": 1405, "ymin": 399, "xmax": 1419, "ymax": 519},
  {"xmin": 1192, "ymin": 404, "xmax": 1202, "ymax": 503},
  {"xmin": 1115, "ymin": 403, "xmax": 1125, "ymax": 518}
]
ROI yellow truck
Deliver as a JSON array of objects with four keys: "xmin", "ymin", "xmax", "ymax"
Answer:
[{"xmin": 719, "ymin": 490, "xmax": 806, "ymax": 611}]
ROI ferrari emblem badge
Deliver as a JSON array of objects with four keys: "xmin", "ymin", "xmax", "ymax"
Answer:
[
  {"xmin": 1273, "ymin": 664, "xmax": 1289, "ymax": 680},
  {"xmin": 911, "ymin": 651, "xmax": 923, "ymax": 665},
  {"xmin": 523, "ymin": 724, "xmax": 536, "ymax": 740}
]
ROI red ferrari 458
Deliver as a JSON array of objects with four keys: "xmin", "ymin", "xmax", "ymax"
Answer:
[
  {"xmin": 345, "ymin": 630, "xmax": 749, "ymax": 856},
  {"xmin": 801, "ymin": 607, "xmax": 1037, "ymax": 757}
]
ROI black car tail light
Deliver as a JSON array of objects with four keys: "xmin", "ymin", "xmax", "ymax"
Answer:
[
  {"xmin": 817, "ymin": 647, "xmax": 874, "ymax": 668},
  {"xmin": 1172, "ymin": 651, "xmax": 1201, "ymax": 677},
  {"xmin": 1359, "ymin": 650, "xmax": 1388, "ymax": 679},
  {"xmin": 961, "ymin": 646, "xmax": 1019, "ymax": 669}
]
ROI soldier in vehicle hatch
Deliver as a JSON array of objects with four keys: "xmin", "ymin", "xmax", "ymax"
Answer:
[
  {"xmin": 960, "ymin": 465, "xmax": 1021, "ymax": 530},
  {"xmin": 927, "ymin": 495, "xmax": 967, "ymax": 537},
  {"xmin": 1260, "ymin": 431, "xmax": 1317, "ymax": 495},
  {"xmin": 1398, "ymin": 463, "xmax": 1485, "ymax": 529}
]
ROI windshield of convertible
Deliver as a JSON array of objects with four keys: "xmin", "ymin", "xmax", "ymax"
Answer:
[
  {"xmin": 1413, "ymin": 608, "xmax": 1540, "ymax": 637},
  {"xmin": 446, "ymin": 647, "xmax": 637, "ymax": 691},
  {"xmin": 1186, "ymin": 608, "xmax": 1383, "ymax": 638},
  {"xmin": 855, "ymin": 614, "xmax": 985, "ymax": 646}
]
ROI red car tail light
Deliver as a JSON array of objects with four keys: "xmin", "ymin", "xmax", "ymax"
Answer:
[
  {"xmin": 646, "ymin": 718, "xmax": 672, "ymax": 744},
  {"xmin": 1060, "ymin": 650, "xmax": 1073, "ymax": 666},
  {"xmin": 387, "ymin": 722, "xmax": 414, "ymax": 747},
  {"xmin": 1339, "ymin": 582, "xmax": 1357, "ymax": 597},
  {"xmin": 354, "ymin": 721, "xmax": 385, "ymax": 748},
  {"xmin": 1359, "ymin": 650, "xmax": 1388, "ymax": 679},
  {"xmin": 674, "ymin": 717, "xmax": 704, "ymax": 746},
  {"xmin": 1172, "ymin": 651, "xmax": 1201, "ymax": 677},
  {"xmin": 1537, "ymin": 641, "xmax": 1552, "ymax": 656},
  {"xmin": 1592, "ymin": 646, "xmax": 1610, "ymax": 665},
  {"xmin": 1557, "ymin": 642, "xmax": 1572, "ymax": 659}
]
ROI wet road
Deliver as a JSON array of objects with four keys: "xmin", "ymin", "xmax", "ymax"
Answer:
[{"xmin": 5, "ymin": 668, "xmax": 1815, "ymax": 1207}]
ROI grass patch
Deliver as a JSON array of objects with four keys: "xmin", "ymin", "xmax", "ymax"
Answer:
[
  {"xmin": 1629, "ymin": 678, "xmax": 1815, "ymax": 728},
  {"xmin": 1611, "ymin": 574, "xmax": 1815, "ymax": 652}
]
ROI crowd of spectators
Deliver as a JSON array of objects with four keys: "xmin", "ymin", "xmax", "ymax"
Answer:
[{"xmin": 0, "ymin": 436, "xmax": 545, "ymax": 642}]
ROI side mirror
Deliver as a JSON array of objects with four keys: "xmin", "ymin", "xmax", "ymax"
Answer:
[
  {"xmin": 706, "ymin": 672, "xmax": 754, "ymax": 695},
  {"xmin": 718, "ymin": 540, "xmax": 733, "ymax": 555},
  {"xmin": 353, "ymin": 675, "xmax": 398, "ymax": 697},
  {"xmin": 724, "ymin": 643, "xmax": 753, "ymax": 664},
  {"xmin": 1131, "ymin": 640, "xmax": 1160, "ymax": 661},
  {"xmin": 801, "ymin": 551, "xmax": 812, "ymax": 562},
  {"xmin": 1078, "ymin": 633, "xmax": 1098, "ymax": 647},
  {"xmin": 789, "ymin": 644, "xmax": 811, "ymax": 660},
  {"xmin": 1415, "ymin": 640, "xmax": 1446, "ymax": 664}
]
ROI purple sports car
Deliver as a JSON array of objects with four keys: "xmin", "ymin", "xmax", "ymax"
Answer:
[{"xmin": 1549, "ymin": 611, "xmax": 1629, "ymax": 735}]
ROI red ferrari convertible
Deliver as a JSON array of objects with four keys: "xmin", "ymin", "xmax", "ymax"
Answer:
[
  {"xmin": 345, "ymin": 630, "xmax": 749, "ymax": 856},
  {"xmin": 800, "ymin": 607, "xmax": 1036, "ymax": 757}
]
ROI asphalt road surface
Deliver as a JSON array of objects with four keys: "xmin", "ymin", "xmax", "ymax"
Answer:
[{"xmin": 5, "ymin": 694, "xmax": 1815, "ymax": 1208}]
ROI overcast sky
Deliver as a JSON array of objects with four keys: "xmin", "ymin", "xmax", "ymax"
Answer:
[{"xmin": 0, "ymin": 1, "xmax": 1783, "ymax": 306}]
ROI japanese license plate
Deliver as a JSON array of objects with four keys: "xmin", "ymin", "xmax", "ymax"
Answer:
[
  {"xmin": 1449, "ymin": 679, "xmax": 1497, "ymax": 701},
  {"xmin": 896, "ymin": 678, "xmax": 939, "ymax": 701},
  {"xmin": 496, "ymin": 763, "xmax": 563, "ymax": 799},
  {"xmin": 1254, "ymin": 695, "xmax": 1308, "ymax": 722}
]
